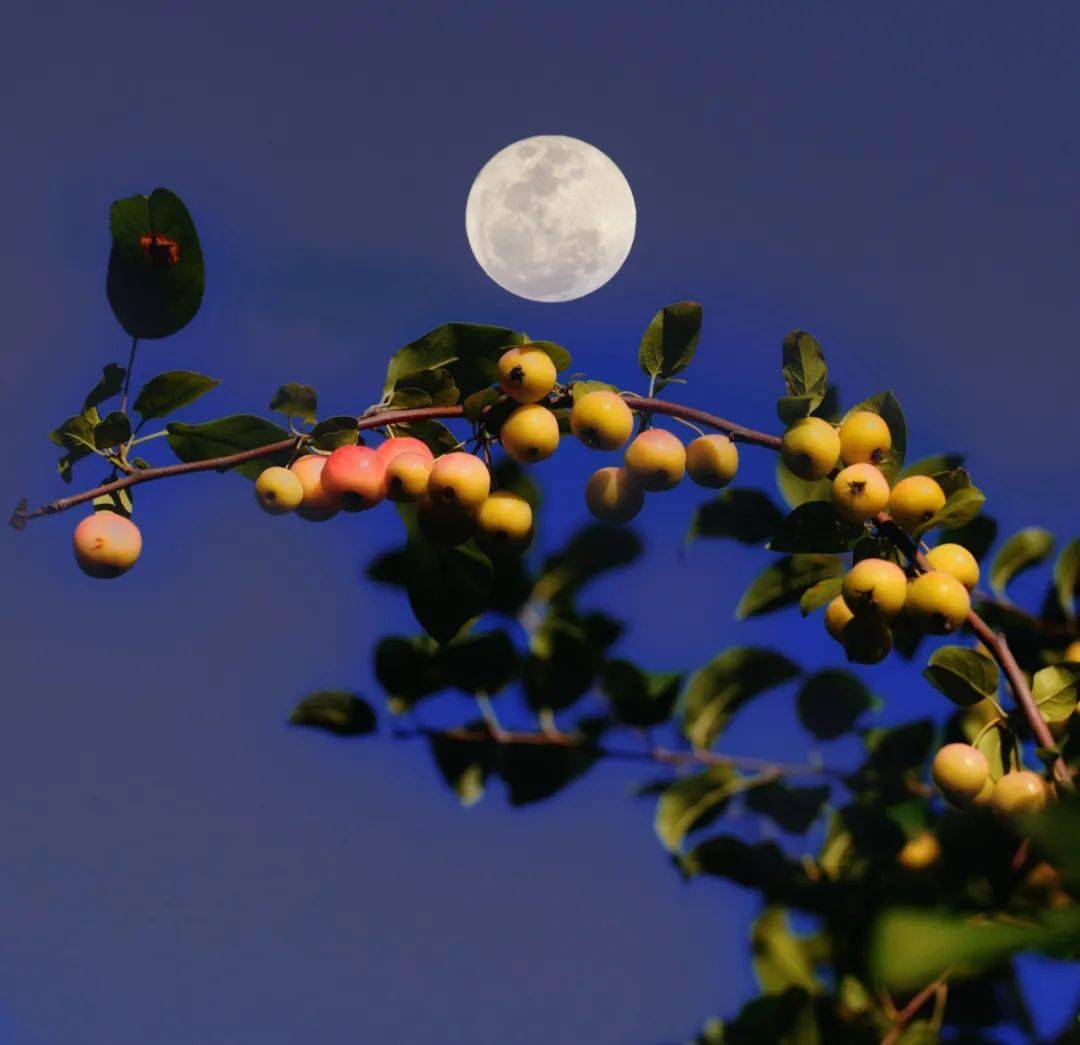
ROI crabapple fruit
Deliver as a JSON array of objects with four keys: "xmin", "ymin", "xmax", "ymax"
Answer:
[
  {"xmin": 290, "ymin": 455, "xmax": 342, "ymax": 522},
  {"xmin": 375, "ymin": 436, "xmax": 434, "ymax": 468},
  {"xmin": 831, "ymin": 463, "xmax": 890, "ymax": 523},
  {"xmin": 623, "ymin": 428, "xmax": 685, "ymax": 492},
  {"xmin": 990, "ymin": 771, "xmax": 1047, "ymax": 816},
  {"xmin": 905, "ymin": 570, "xmax": 971, "ymax": 634},
  {"xmin": 427, "ymin": 452, "xmax": 490, "ymax": 509},
  {"xmin": 497, "ymin": 346, "xmax": 557, "ymax": 404},
  {"xmin": 924, "ymin": 543, "xmax": 980, "ymax": 590},
  {"xmin": 585, "ymin": 467, "xmax": 644, "ymax": 524},
  {"xmin": 1063, "ymin": 639, "xmax": 1080, "ymax": 662},
  {"xmin": 842, "ymin": 558, "xmax": 908, "ymax": 618},
  {"xmin": 931, "ymin": 743, "xmax": 988, "ymax": 799},
  {"xmin": 254, "ymin": 466, "xmax": 304, "ymax": 515},
  {"xmin": 897, "ymin": 831, "xmax": 941, "ymax": 871},
  {"xmin": 824, "ymin": 595, "xmax": 855, "ymax": 641},
  {"xmin": 780, "ymin": 417, "xmax": 841, "ymax": 481},
  {"xmin": 838, "ymin": 410, "xmax": 892, "ymax": 466},
  {"xmin": 570, "ymin": 390, "xmax": 634, "ymax": 451},
  {"xmin": 321, "ymin": 445, "xmax": 386, "ymax": 512},
  {"xmin": 385, "ymin": 452, "xmax": 432, "ymax": 503},
  {"xmin": 475, "ymin": 491, "xmax": 533, "ymax": 554},
  {"xmin": 685, "ymin": 434, "xmax": 738, "ymax": 488},
  {"xmin": 500, "ymin": 404, "xmax": 560, "ymax": 464},
  {"xmin": 72, "ymin": 511, "xmax": 142, "ymax": 579},
  {"xmin": 887, "ymin": 475, "xmax": 946, "ymax": 532}
]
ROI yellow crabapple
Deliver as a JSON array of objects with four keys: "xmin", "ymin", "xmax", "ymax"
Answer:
[
  {"xmin": 924, "ymin": 543, "xmax": 979, "ymax": 590},
  {"xmin": 375, "ymin": 436, "xmax": 434, "ymax": 469},
  {"xmin": 887, "ymin": 475, "xmax": 946, "ymax": 532},
  {"xmin": 384, "ymin": 452, "xmax": 432, "ymax": 503},
  {"xmin": 905, "ymin": 571, "xmax": 971, "ymax": 634},
  {"xmin": 570, "ymin": 391, "xmax": 634, "ymax": 451},
  {"xmin": 497, "ymin": 346, "xmax": 557, "ymax": 404},
  {"xmin": 780, "ymin": 417, "xmax": 841, "ymax": 481},
  {"xmin": 584, "ymin": 466, "xmax": 644, "ymax": 524},
  {"xmin": 624, "ymin": 428, "xmax": 686, "ymax": 492},
  {"xmin": 500, "ymin": 404, "xmax": 560, "ymax": 464},
  {"xmin": 842, "ymin": 558, "xmax": 908, "ymax": 618},
  {"xmin": 254, "ymin": 466, "xmax": 304, "ymax": 515},
  {"xmin": 897, "ymin": 831, "xmax": 941, "ymax": 871},
  {"xmin": 290, "ymin": 455, "xmax": 342, "ymax": 521},
  {"xmin": 931, "ymin": 743, "xmax": 989, "ymax": 799},
  {"xmin": 838, "ymin": 410, "xmax": 892, "ymax": 466},
  {"xmin": 475, "ymin": 491, "xmax": 534, "ymax": 554},
  {"xmin": 72, "ymin": 511, "xmax": 142, "ymax": 579},
  {"xmin": 831, "ymin": 463, "xmax": 890, "ymax": 523},
  {"xmin": 427, "ymin": 452, "xmax": 490, "ymax": 509},
  {"xmin": 321, "ymin": 445, "xmax": 387, "ymax": 512},
  {"xmin": 1063, "ymin": 640, "xmax": 1080, "ymax": 662},
  {"xmin": 685, "ymin": 434, "xmax": 738, "ymax": 488},
  {"xmin": 824, "ymin": 595, "xmax": 856, "ymax": 641},
  {"xmin": 990, "ymin": 771, "xmax": 1048, "ymax": 816}
]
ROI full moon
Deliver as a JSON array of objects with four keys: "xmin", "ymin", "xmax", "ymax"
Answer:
[{"xmin": 465, "ymin": 135, "xmax": 636, "ymax": 302}]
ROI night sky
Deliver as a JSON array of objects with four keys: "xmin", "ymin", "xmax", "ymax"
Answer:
[{"xmin": 4, "ymin": 2, "xmax": 1079, "ymax": 1042}]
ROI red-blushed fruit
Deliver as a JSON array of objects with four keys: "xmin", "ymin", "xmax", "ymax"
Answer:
[
  {"xmin": 475, "ymin": 491, "xmax": 533, "ymax": 554},
  {"xmin": 931, "ymin": 743, "xmax": 989, "ymax": 799},
  {"xmin": 824, "ymin": 595, "xmax": 855, "ymax": 641},
  {"xmin": 780, "ymin": 417, "xmax": 841, "ymax": 481},
  {"xmin": 500, "ymin": 404, "xmax": 560, "ymax": 464},
  {"xmin": 990, "ymin": 771, "xmax": 1048, "ymax": 816},
  {"xmin": 685, "ymin": 434, "xmax": 739, "ymax": 488},
  {"xmin": 321, "ymin": 445, "xmax": 387, "ymax": 512},
  {"xmin": 897, "ymin": 831, "xmax": 941, "ymax": 870},
  {"xmin": 842, "ymin": 558, "xmax": 908, "ymax": 618},
  {"xmin": 497, "ymin": 346, "xmax": 557, "ymax": 404},
  {"xmin": 290, "ymin": 455, "xmax": 342, "ymax": 521},
  {"xmin": 831, "ymin": 463, "xmax": 890, "ymax": 523},
  {"xmin": 624, "ymin": 428, "xmax": 686, "ymax": 491},
  {"xmin": 570, "ymin": 391, "xmax": 634, "ymax": 451},
  {"xmin": 427, "ymin": 452, "xmax": 490, "ymax": 509},
  {"xmin": 72, "ymin": 512, "xmax": 142, "ymax": 578},
  {"xmin": 254, "ymin": 466, "xmax": 304, "ymax": 515},
  {"xmin": 887, "ymin": 475, "xmax": 946, "ymax": 532},
  {"xmin": 585, "ymin": 466, "xmax": 644, "ymax": 524},
  {"xmin": 417, "ymin": 496, "xmax": 477, "ymax": 546},
  {"xmin": 385, "ymin": 452, "xmax": 432, "ymax": 503},
  {"xmin": 838, "ymin": 411, "xmax": 892, "ymax": 466},
  {"xmin": 375, "ymin": 436, "xmax": 435, "ymax": 469},
  {"xmin": 841, "ymin": 616, "xmax": 892, "ymax": 664},
  {"xmin": 905, "ymin": 570, "xmax": 971, "ymax": 634},
  {"xmin": 924, "ymin": 543, "xmax": 980, "ymax": 590}
]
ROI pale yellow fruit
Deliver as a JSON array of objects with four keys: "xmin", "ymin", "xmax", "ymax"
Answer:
[
  {"xmin": 780, "ymin": 417, "xmax": 841, "ymax": 481},
  {"xmin": 924, "ymin": 543, "xmax": 980, "ymax": 591},
  {"xmin": 384, "ymin": 452, "xmax": 432, "ymax": 503},
  {"xmin": 990, "ymin": 771, "xmax": 1047, "ymax": 816},
  {"xmin": 570, "ymin": 391, "xmax": 634, "ymax": 451},
  {"xmin": 427, "ymin": 452, "xmax": 491, "ymax": 509},
  {"xmin": 584, "ymin": 467, "xmax": 644, "ymax": 524},
  {"xmin": 905, "ymin": 571, "xmax": 971, "ymax": 634},
  {"xmin": 500, "ymin": 404, "xmax": 560, "ymax": 464},
  {"xmin": 932, "ymin": 743, "xmax": 989, "ymax": 798},
  {"xmin": 1063, "ymin": 640, "xmax": 1080, "ymax": 662},
  {"xmin": 824, "ymin": 595, "xmax": 856, "ymax": 642},
  {"xmin": 475, "ymin": 491, "xmax": 533, "ymax": 554},
  {"xmin": 897, "ymin": 832, "xmax": 941, "ymax": 871},
  {"xmin": 838, "ymin": 411, "xmax": 892, "ymax": 466},
  {"xmin": 255, "ymin": 466, "xmax": 304, "ymax": 515},
  {"xmin": 497, "ymin": 346, "xmax": 557, "ymax": 404},
  {"xmin": 831, "ymin": 463, "xmax": 890, "ymax": 523},
  {"xmin": 73, "ymin": 512, "xmax": 142, "ymax": 579},
  {"xmin": 685, "ymin": 434, "xmax": 739, "ymax": 488},
  {"xmin": 842, "ymin": 558, "xmax": 908, "ymax": 618},
  {"xmin": 888, "ymin": 475, "xmax": 946, "ymax": 532},
  {"xmin": 624, "ymin": 428, "xmax": 686, "ymax": 492}
]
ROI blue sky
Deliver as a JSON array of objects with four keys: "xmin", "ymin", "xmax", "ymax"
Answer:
[{"xmin": 4, "ymin": 2, "xmax": 1080, "ymax": 1042}]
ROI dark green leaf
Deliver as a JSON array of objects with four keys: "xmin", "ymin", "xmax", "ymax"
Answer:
[
  {"xmin": 106, "ymin": 187, "xmax": 204, "ymax": 339},
  {"xmin": 133, "ymin": 370, "xmax": 220, "ymax": 420},
  {"xmin": 713, "ymin": 988, "xmax": 819, "ymax": 1045},
  {"xmin": 768, "ymin": 503, "xmax": 864, "ymax": 554},
  {"xmin": 1032, "ymin": 664, "xmax": 1080, "ymax": 724},
  {"xmin": 796, "ymin": 669, "xmax": 872, "ymax": 739},
  {"xmin": 492, "ymin": 459, "xmax": 541, "ymax": 512},
  {"xmin": 947, "ymin": 514, "xmax": 999, "ymax": 562},
  {"xmin": 388, "ymin": 367, "xmax": 460, "ymax": 408},
  {"xmin": 93, "ymin": 411, "xmax": 131, "ymax": 449},
  {"xmin": 798, "ymin": 577, "xmax": 844, "ymax": 616},
  {"xmin": 776, "ymin": 394, "xmax": 823, "ymax": 427},
  {"xmin": 923, "ymin": 646, "xmax": 999, "ymax": 707},
  {"xmin": 366, "ymin": 548, "xmax": 407, "ymax": 587},
  {"xmin": 1053, "ymin": 537, "xmax": 1080, "ymax": 620},
  {"xmin": 288, "ymin": 691, "xmax": 376, "ymax": 736},
  {"xmin": 682, "ymin": 836, "xmax": 823, "ymax": 909},
  {"xmin": 1020, "ymin": 797, "xmax": 1080, "ymax": 889},
  {"xmin": 681, "ymin": 648, "xmax": 800, "ymax": 749},
  {"xmin": 428, "ymin": 726, "xmax": 495, "ymax": 807},
  {"xmin": 498, "ymin": 741, "xmax": 597, "ymax": 806},
  {"xmin": 390, "ymin": 418, "xmax": 459, "ymax": 457},
  {"xmin": 745, "ymin": 782, "xmax": 830, "ymax": 834},
  {"xmin": 405, "ymin": 529, "xmax": 493, "ymax": 645},
  {"xmin": 989, "ymin": 527, "xmax": 1055, "ymax": 597},
  {"xmin": 462, "ymin": 387, "xmax": 502, "ymax": 423},
  {"xmin": 269, "ymin": 382, "xmax": 318, "ymax": 424},
  {"xmin": 899, "ymin": 454, "xmax": 964, "ymax": 479},
  {"xmin": 737, "ymin": 555, "xmax": 844, "ymax": 620},
  {"xmin": 601, "ymin": 660, "xmax": 682, "ymax": 727},
  {"xmin": 919, "ymin": 486, "xmax": 986, "ymax": 535},
  {"xmin": 775, "ymin": 461, "xmax": 831, "ymax": 509},
  {"xmin": 310, "ymin": 415, "xmax": 360, "ymax": 450},
  {"xmin": 686, "ymin": 489, "xmax": 784, "ymax": 547},
  {"xmin": 83, "ymin": 363, "xmax": 126, "ymax": 411},
  {"xmin": 524, "ymin": 610, "xmax": 607, "ymax": 712},
  {"xmin": 50, "ymin": 413, "xmax": 98, "ymax": 453},
  {"xmin": 535, "ymin": 525, "xmax": 642, "ymax": 605},
  {"xmin": 165, "ymin": 415, "xmax": 292, "ymax": 479},
  {"xmin": 437, "ymin": 630, "xmax": 519, "ymax": 695},
  {"xmin": 638, "ymin": 301, "xmax": 703, "ymax": 383},
  {"xmin": 655, "ymin": 765, "xmax": 739, "ymax": 851},
  {"xmin": 781, "ymin": 331, "xmax": 828, "ymax": 400},
  {"xmin": 374, "ymin": 635, "xmax": 441, "ymax": 709}
]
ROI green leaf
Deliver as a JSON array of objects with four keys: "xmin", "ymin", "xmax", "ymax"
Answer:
[
  {"xmin": 534, "ymin": 525, "xmax": 642, "ymax": 605},
  {"xmin": 638, "ymin": 301, "xmax": 703, "ymax": 384},
  {"xmin": 310, "ymin": 415, "xmax": 360, "ymax": 450},
  {"xmin": 775, "ymin": 461, "xmax": 831, "ymax": 509},
  {"xmin": 524, "ymin": 609, "xmax": 613, "ymax": 712},
  {"xmin": 989, "ymin": 527, "xmax": 1054, "ymax": 597},
  {"xmin": 736, "ymin": 554, "xmax": 844, "ymax": 620},
  {"xmin": 601, "ymin": 660, "xmax": 682, "ymax": 727},
  {"xmin": 745, "ymin": 782, "xmax": 830, "ymax": 835},
  {"xmin": 50, "ymin": 412, "xmax": 99, "ymax": 454},
  {"xmin": 799, "ymin": 577, "xmax": 844, "ymax": 616},
  {"xmin": 269, "ymin": 382, "xmax": 318, "ymax": 424},
  {"xmin": 106, "ymin": 187, "xmax": 204, "ymax": 339},
  {"xmin": 870, "ymin": 906, "xmax": 1080, "ymax": 992},
  {"xmin": 133, "ymin": 370, "xmax": 220, "ymax": 420},
  {"xmin": 390, "ymin": 418, "xmax": 459, "ymax": 457},
  {"xmin": 919, "ymin": 486, "xmax": 986, "ymax": 535},
  {"xmin": 1053, "ymin": 538, "xmax": 1080, "ymax": 620},
  {"xmin": 750, "ymin": 908, "xmax": 820, "ymax": 995},
  {"xmin": 655, "ymin": 765, "xmax": 739, "ymax": 852},
  {"xmin": 388, "ymin": 367, "xmax": 460, "ymax": 408},
  {"xmin": 568, "ymin": 379, "xmax": 618, "ymax": 400},
  {"xmin": 83, "ymin": 363, "xmax": 126, "ymax": 411},
  {"xmin": 93, "ymin": 411, "xmax": 132, "ymax": 449},
  {"xmin": 776, "ymin": 394, "xmax": 823, "ymax": 427},
  {"xmin": 899, "ymin": 453, "xmax": 964, "ymax": 479},
  {"xmin": 437, "ymin": 630, "xmax": 519, "ymax": 695},
  {"xmin": 768, "ymin": 503, "xmax": 864, "ymax": 554},
  {"xmin": 525, "ymin": 340, "xmax": 572, "ymax": 372},
  {"xmin": 404, "ymin": 529, "xmax": 493, "ymax": 645},
  {"xmin": 93, "ymin": 487, "xmax": 134, "ymax": 517},
  {"xmin": 947, "ymin": 514, "xmax": 998, "ymax": 562},
  {"xmin": 462, "ymin": 387, "xmax": 502, "ymax": 423},
  {"xmin": 428, "ymin": 727, "xmax": 495, "ymax": 807},
  {"xmin": 796, "ymin": 669, "xmax": 872, "ymax": 739},
  {"xmin": 781, "ymin": 331, "xmax": 828, "ymax": 400},
  {"xmin": 841, "ymin": 391, "xmax": 907, "ymax": 480},
  {"xmin": 686, "ymin": 489, "xmax": 784, "ymax": 547},
  {"xmin": 682, "ymin": 836, "xmax": 821, "ymax": 909},
  {"xmin": 713, "ymin": 988, "xmax": 820, "ymax": 1045},
  {"xmin": 1020, "ymin": 797, "xmax": 1080, "ymax": 889},
  {"xmin": 165, "ymin": 415, "xmax": 292, "ymax": 479},
  {"xmin": 374, "ymin": 635, "xmax": 440, "ymax": 708},
  {"xmin": 1032, "ymin": 664, "xmax": 1080, "ymax": 724},
  {"xmin": 288, "ymin": 691, "xmax": 376, "ymax": 736},
  {"xmin": 366, "ymin": 548, "xmax": 407, "ymax": 588},
  {"xmin": 681, "ymin": 648, "xmax": 800, "ymax": 749},
  {"xmin": 498, "ymin": 740, "xmax": 597, "ymax": 806},
  {"xmin": 923, "ymin": 647, "xmax": 1000, "ymax": 707},
  {"xmin": 383, "ymin": 323, "xmax": 527, "ymax": 399}
]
